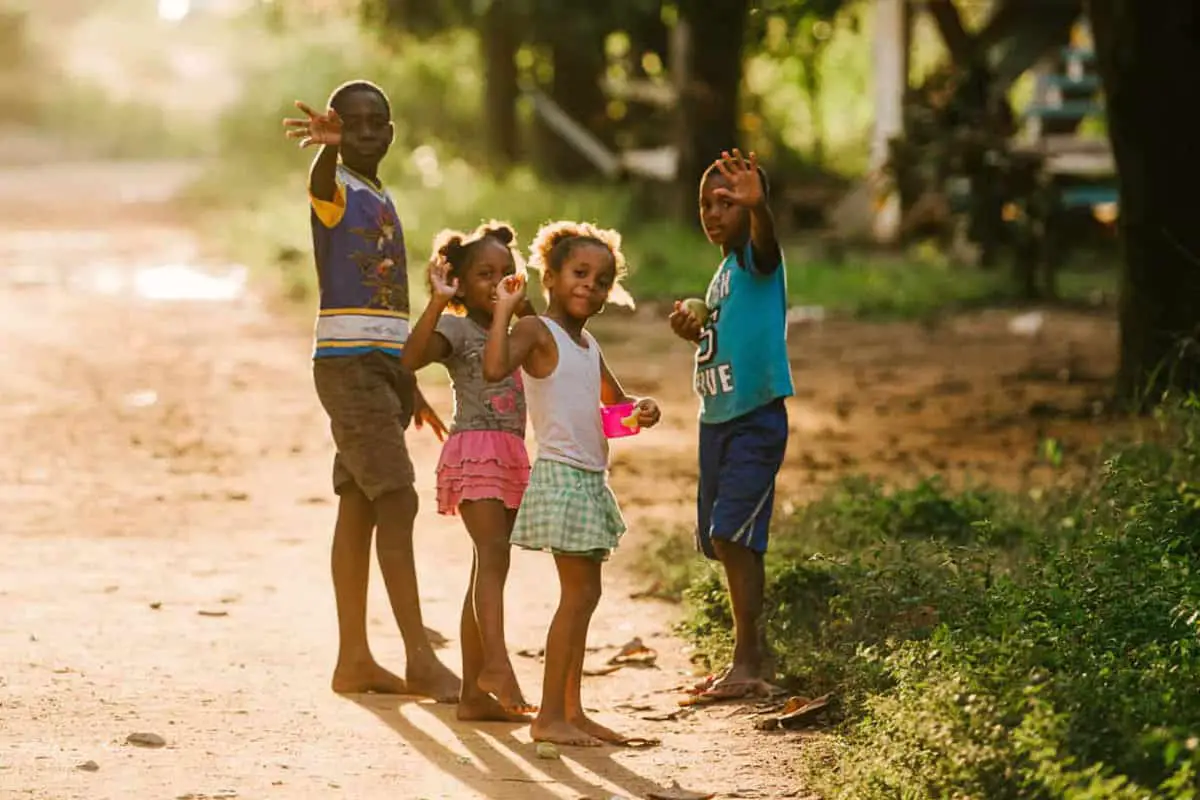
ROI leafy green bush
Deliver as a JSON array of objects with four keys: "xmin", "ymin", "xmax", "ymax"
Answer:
[{"xmin": 672, "ymin": 400, "xmax": 1200, "ymax": 798}]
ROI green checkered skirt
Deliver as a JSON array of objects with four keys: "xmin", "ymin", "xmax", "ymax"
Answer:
[{"xmin": 511, "ymin": 459, "xmax": 627, "ymax": 558}]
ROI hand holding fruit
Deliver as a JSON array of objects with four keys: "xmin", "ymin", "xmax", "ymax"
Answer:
[
  {"xmin": 629, "ymin": 398, "xmax": 660, "ymax": 429},
  {"xmin": 669, "ymin": 298, "xmax": 707, "ymax": 344}
]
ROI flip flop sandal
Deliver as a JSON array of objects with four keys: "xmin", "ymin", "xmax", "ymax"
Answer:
[
  {"xmin": 679, "ymin": 679, "xmax": 777, "ymax": 706},
  {"xmin": 684, "ymin": 674, "xmax": 718, "ymax": 695}
]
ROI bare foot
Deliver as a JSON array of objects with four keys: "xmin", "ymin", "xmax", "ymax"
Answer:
[
  {"xmin": 709, "ymin": 662, "xmax": 761, "ymax": 691},
  {"xmin": 330, "ymin": 660, "xmax": 408, "ymax": 695},
  {"xmin": 457, "ymin": 691, "xmax": 533, "ymax": 723},
  {"xmin": 477, "ymin": 664, "xmax": 535, "ymax": 714},
  {"xmin": 570, "ymin": 714, "xmax": 625, "ymax": 744},
  {"xmin": 531, "ymin": 720, "xmax": 603, "ymax": 747},
  {"xmin": 406, "ymin": 657, "xmax": 462, "ymax": 703}
]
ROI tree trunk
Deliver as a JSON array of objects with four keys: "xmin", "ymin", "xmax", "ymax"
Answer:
[
  {"xmin": 1090, "ymin": 0, "xmax": 1200, "ymax": 405},
  {"xmin": 925, "ymin": 0, "xmax": 973, "ymax": 65},
  {"xmin": 481, "ymin": 0, "xmax": 519, "ymax": 171},
  {"xmin": 677, "ymin": 0, "xmax": 749, "ymax": 221},
  {"xmin": 535, "ymin": 24, "xmax": 610, "ymax": 181}
]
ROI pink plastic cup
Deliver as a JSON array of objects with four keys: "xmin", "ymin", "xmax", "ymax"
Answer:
[{"xmin": 600, "ymin": 402, "xmax": 641, "ymax": 439}]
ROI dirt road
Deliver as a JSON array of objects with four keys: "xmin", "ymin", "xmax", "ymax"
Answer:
[
  {"xmin": 0, "ymin": 158, "xmax": 815, "ymax": 800},
  {"xmin": 0, "ymin": 155, "xmax": 1120, "ymax": 800}
]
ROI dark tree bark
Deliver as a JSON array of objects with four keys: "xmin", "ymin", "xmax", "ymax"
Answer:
[
  {"xmin": 677, "ymin": 0, "xmax": 749, "ymax": 220},
  {"xmin": 481, "ymin": 1, "xmax": 519, "ymax": 170},
  {"xmin": 925, "ymin": 0, "xmax": 974, "ymax": 65},
  {"xmin": 532, "ymin": 21, "xmax": 611, "ymax": 181},
  {"xmin": 1090, "ymin": 0, "xmax": 1200, "ymax": 404}
]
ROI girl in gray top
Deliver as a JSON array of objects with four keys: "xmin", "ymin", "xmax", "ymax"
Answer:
[{"xmin": 402, "ymin": 221, "xmax": 535, "ymax": 720}]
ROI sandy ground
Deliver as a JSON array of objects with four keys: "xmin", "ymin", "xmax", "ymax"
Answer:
[{"xmin": 0, "ymin": 156, "xmax": 1120, "ymax": 800}]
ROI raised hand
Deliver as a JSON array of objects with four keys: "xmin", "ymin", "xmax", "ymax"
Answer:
[
  {"xmin": 495, "ymin": 273, "xmax": 527, "ymax": 312},
  {"xmin": 283, "ymin": 100, "xmax": 342, "ymax": 148},
  {"xmin": 712, "ymin": 148, "xmax": 764, "ymax": 208},
  {"xmin": 428, "ymin": 257, "xmax": 459, "ymax": 303}
]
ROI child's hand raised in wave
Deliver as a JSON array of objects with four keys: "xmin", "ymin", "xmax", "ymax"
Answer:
[
  {"xmin": 495, "ymin": 273, "xmax": 527, "ymax": 316},
  {"xmin": 283, "ymin": 101, "xmax": 343, "ymax": 148},
  {"xmin": 711, "ymin": 148, "xmax": 765, "ymax": 208},
  {"xmin": 428, "ymin": 257, "xmax": 459, "ymax": 304}
]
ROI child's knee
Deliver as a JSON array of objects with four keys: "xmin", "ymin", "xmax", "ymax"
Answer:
[
  {"xmin": 374, "ymin": 486, "xmax": 418, "ymax": 520},
  {"xmin": 475, "ymin": 538, "xmax": 512, "ymax": 567},
  {"xmin": 563, "ymin": 580, "xmax": 602, "ymax": 613}
]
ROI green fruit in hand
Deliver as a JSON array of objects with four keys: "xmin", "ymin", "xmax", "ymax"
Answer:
[{"xmin": 681, "ymin": 297, "xmax": 710, "ymax": 325}]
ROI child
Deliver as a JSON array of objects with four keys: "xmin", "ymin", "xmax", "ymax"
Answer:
[
  {"xmin": 668, "ymin": 150, "xmax": 793, "ymax": 700},
  {"xmin": 282, "ymin": 80, "xmax": 460, "ymax": 701},
  {"xmin": 400, "ymin": 221, "xmax": 536, "ymax": 721},
  {"xmin": 482, "ymin": 221, "xmax": 661, "ymax": 748}
]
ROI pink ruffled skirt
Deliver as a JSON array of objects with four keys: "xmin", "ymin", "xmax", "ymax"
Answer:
[{"xmin": 436, "ymin": 430, "xmax": 531, "ymax": 516}]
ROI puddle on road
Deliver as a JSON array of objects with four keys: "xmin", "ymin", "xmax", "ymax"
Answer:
[
  {"xmin": 0, "ymin": 228, "xmax": 248, "ymax": 302},
  {"xmin": 79, "ymin": 263, "xmax": 248, "ymax": 302},
  {"xmin": 3, "ymin": 260, "xmax": 248, "ymax": 302}
]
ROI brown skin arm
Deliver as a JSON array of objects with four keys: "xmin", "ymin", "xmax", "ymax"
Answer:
[
  {"xmin": 515, "ymin": 297, "xmax": 537, "ymax": 318},
  {"xmin": 483, "ymin": 314, "xmax": 553, "ymax": 382},
  {"xmin": 309, "ymin": 144, "xmax": 341, "ymax": 203},
  {"xmin": 599, "ymin": 350, "xmax": 662, "ymax": 428},
  {"xmin": 401, "ymin": 295, "xmax": 453, "ymax": 372},
  {"xmin": 748, "ymin": 199, "xmax": 782, "ymax": 274}
]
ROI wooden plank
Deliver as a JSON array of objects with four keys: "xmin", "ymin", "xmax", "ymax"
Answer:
[
  {"xmin": 599, "ymin": 77, "xmax": 676, "ymax": 108},
  {"xmin": 524, "ymin": 88, "xmax": 621, "ymax": 177},
  {"xmin": 619, "ymin": 147, "xmax": 677, "ymax": 181},
  {"xmin": 1044, "ymin": 151, "xmax": 1114, "ymax": 176},
  {"xmin": 1011, "ymin": 135, "xmax": 1111, "ymax": 156},
  {"xmin": 1024, "ymin": 100, "xmax": 1103, "ymax": 119}
]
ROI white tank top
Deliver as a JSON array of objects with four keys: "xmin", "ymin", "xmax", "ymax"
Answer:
[{"xmin": 523, "ymin": 317, "xmax": 608, "ymax": 472}]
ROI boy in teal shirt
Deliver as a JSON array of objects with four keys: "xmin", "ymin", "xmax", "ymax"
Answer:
[{"xmin": 669, "ymin": 150, "xmax": 793, "ymax": 699}]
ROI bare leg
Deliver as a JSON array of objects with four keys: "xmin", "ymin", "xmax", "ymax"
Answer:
[
  {"xmin": 558, "ymin": 556, "xmax": 626, "ymax": 742},
  {"xmin": 530, "ymin": 554, "xmax": 603, "ymax": 747},
  {"xmin": 711, "ymin": 538, "xmax": 767, "ymax": 688},
  {"xmin": 329, "ymin": 486, "xmax": 407, "ymax": 694},
  {"xmin": 373, "ymin": 486, "xmax": 461, "ymax": 702},
  {"xmin": 457, "ymin": 555, "xmax": 529, "ymax": 722},
  {"xmin": 460, "ymin": 502, "xmax": 530, "ymax": 712}
]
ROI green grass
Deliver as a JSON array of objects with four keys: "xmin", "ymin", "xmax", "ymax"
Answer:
[{"xmin": 639, "ymin": 399, "xmax": 1200, "ymax": 799}]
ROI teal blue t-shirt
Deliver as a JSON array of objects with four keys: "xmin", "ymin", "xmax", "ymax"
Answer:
[{"xmin": 693, "ymin": 246, "xmax": 794, "ymax": 424}]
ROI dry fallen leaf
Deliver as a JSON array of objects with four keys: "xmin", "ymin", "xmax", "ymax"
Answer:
[
  {"xmin": 607, "ymin": 636, "xmax": 658, "ymax": 666},
  {"xmin": 582, "ymin": 664, "xmax": 623, "ymax": 677},
  {"xmin": 781, "ymin": 695, "xmax": 812, "ymax": 715}
]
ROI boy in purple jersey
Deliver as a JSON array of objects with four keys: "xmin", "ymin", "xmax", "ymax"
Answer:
[{"xmin": 284, "ymin": 80, "xmax": 460, "ymax": 702}]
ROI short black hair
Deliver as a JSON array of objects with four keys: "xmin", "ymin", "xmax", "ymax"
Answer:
[{"xmin": 328, "ymin": 80, "xmax": 391, "ymax": 118}]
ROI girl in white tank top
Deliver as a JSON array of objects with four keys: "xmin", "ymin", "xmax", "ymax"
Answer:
[{"xmin": 482, "ymin": 220, "xmax": 662, "ymax": 749}]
